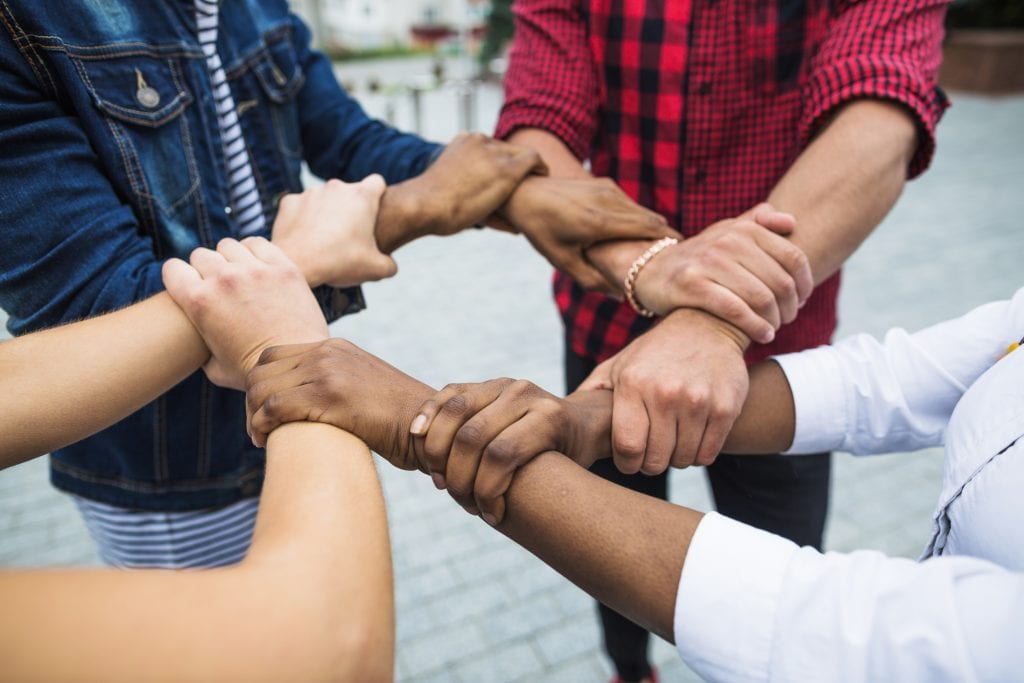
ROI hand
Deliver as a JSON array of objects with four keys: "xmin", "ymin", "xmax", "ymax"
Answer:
[
  {"xmin": 579, "ymin": 308, "xmax": 749, "ymax": 474},
  {"xmin": 245, "ymin": 338, "xmax": 429, "ymax": 468},
  {"xmin": 409, "ymin": 380, "xmax": 613, "ymax": 524},
  {"xmin": 162, "ymin": 237, "xmax": 329, "ymax": 390},
  {"xmin": 591, "ymin": 204, "xmax": 812, "ymax": 344},
  {"xmin": 382, "ymin": 132, "xmax": 547, "ymax": 248},
  {"xmin": 271, "ymin": 175, "xmax": 396, "ymax": 288},
  {"xmin": 498, "ymin": 176, "xmax": 677, "ymax": 294}
]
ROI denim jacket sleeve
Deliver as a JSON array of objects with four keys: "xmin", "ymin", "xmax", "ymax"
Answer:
[
  {"xmin": 288, "ymin": 14, "xmax": 442, "ymax": 184},
  {"xmin": 0, "ymin": 33, "xmax": 166, "ymax": 335}
]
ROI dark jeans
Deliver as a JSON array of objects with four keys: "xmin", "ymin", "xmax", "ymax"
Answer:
[{"xmin": 565, "ymin": 342, "xmax": 831, "ymax": 682}]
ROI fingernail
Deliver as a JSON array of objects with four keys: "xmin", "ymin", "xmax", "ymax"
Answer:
[
  {"xmin": 431, "ymin": 473, "xmax": 446, "ymax": 490},
  {"xmin": 762, "ymin": 330, "xmax": 775, "ymax": 344},
  {"xmin": 466, "ymin": 506, "xmax": 480, "ymax": 516},
  {"xmin": 410, "ymin": 414, "xmax": 428, "ymax": 435},
  {"xmin": 481, "ymin": 513, "xmax": 498, "ymax": 526}
]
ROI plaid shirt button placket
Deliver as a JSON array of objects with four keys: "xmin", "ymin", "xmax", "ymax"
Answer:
[{"xmin": 497, "ymin": 0, "xmax": 948, "ymax": 365}]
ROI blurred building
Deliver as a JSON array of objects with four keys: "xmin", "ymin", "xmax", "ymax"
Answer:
[{"xmin": 291, "ymin": 0, "xmax": 490, "ymax": 51}]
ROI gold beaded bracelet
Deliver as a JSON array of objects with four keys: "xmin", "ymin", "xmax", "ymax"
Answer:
[{"xmin": 623, "ymin": 237, "xmax": 679, "ymax": 318}]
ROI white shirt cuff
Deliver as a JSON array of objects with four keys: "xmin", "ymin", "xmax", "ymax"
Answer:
[
  {"xmin": 674, "ymin": 512, "xmax": 799, "ymax": 683},
  {"xmin": 773, "ymin": 348, "xmax": 848, "ymax": 454}
]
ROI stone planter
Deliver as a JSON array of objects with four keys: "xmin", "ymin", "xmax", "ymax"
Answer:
[{"xmin": 941, "ymin": 29, "xmax": 1024, "ymax": 93}]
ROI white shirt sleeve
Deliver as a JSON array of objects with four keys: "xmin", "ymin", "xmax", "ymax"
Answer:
[
  {"xmin": 775, "ymin": 288, "xmax": 1024, "ymax": 455},
  {"xmin": 674, "ymin": 513, "xmax": 1024, "ymax": 683}
]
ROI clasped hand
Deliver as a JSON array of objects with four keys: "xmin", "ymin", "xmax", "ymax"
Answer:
[{"xmin": 244, "ymin": 340, "xmax": 613, "ymax": 526}]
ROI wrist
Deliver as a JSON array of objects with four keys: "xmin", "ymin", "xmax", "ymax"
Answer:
[
  {"xmin": 376, "ymin": 182, "xmax": 435, "ymax": 254},
  {"xmin": 666, "ymin": 308, "xmax": 751, "ymax": 354},
  {"xmin": 563, "ymin": 390, "xmax": 614, "ymax": 466}
]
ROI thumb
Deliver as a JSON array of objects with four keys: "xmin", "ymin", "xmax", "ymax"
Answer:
[
  {"xmin": 742, "ymin": 202, "xmax": 796, "ymax": 235},
  {"xmin": 578, "ymin": 357, "xmax": 615, "ymax": 391},
  {"xmin": 368, "ymin": 253, "xmax": 399, "ymax": 281},
  {"xmin": 162, "ymin": 258, "xmax": 203, "ymax": 309}
]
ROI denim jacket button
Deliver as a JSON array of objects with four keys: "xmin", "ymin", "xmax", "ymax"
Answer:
[{"xmin": 136, "ymin": 85, "xmax": 161, "ymax": 109}]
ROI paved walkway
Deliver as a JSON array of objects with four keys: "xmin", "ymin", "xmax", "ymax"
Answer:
[{"xmin": 0, "ymin": 72, "xmax": 1021, "ymax": 681}]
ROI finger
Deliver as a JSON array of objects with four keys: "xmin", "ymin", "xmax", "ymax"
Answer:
[
  {"xmin": 640, "ymin": 403, "xmax": 677, "ymax": 476},
  {"xmin": 694, "ymin": 405, "xmax": 735, "ymax": 467},
  {"xmin": 241, "ymin": 236, "xmax": 292, "ymax": 266},
  {"xmin": 358, "ymin": 173, "xmax": 387, "ymax": 198},
  {"xmin": 473, "ymin": 416, "xmax": 555, "ymax": 525},
  {"xmin": 415, "ymin": 380, "xmax": 512, "ymax": 484},
  {"xmin": 216, "ymin": 237, "xmax": 257, "ymax": 264},
  {"xmin": 671, "ymin": 410, "xmax": 706, "ymax": 470},
  {"xmin": 706, "ymin": 258, "xmax": 783, "ymax": 332},
  {"xmin": 249, "ymin": 385, "xmax": 321, "ymax": 449},
  {"xmin": 245, "ymin": 359, "xmax": 305, "ymax": 434},
  {"xmin": 578, "ymin": 358, "xmax": 615, "ymax": 391},
  {"xmin": 699, "ymin": 280, "xmax": 776, "ymax": 345},
  {"xmin": 188, "ymin": 247, "xmax": 226, "ymax": 278},
  {"xmin": 255, "ymin": 341, "xmax": 325, "ymax": 367},
  {"xmin": 741, "ymin": 232, "xmax": 803, "ymax": 324},
  {"xmin": 611, "ymin": 385, "xmax": 649, "ymax": 475},
  {"xmin": 561, "ymin": 252, "xmax": 621, "ymax": 296},
  {"xmin": 753, "ymin": 231, "xmax": 814, "ymax": 307},
  {"xmin": 752, "ymin": 207, "xmax": 797, "ymax": 235},
  {"xmin": 161, "ymin": 258, "xmax": 204, "ymax": 304},
  {"xmin": 445, "ymin": 393, "xmax": 528, "ymax": 512}
]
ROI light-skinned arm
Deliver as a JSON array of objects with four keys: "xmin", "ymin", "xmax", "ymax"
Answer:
[
  {"xmin": 0, "ymin": 177, "xmax": 385, "ymax": 468},
  {"xmin": 0, "ymin": 237, "xmax": 394, "ymax": 682}
]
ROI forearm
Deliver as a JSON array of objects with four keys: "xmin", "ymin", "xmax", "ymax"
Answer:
[
  {"xmin": 0, "ymin": 293, "xmax": 207, "ymax": 468},
  {"xmin": 0, "ymin": 422, "xmax": 392, "ymax": 683},
  {"xmin": 768, "ymin": 99, "xmax": 917, "ymax": 284},
  {"xmin": 505, "ymin": 128, "xmax": 591, "ymax": 179},
  {"xmin": 373, "ymin": 181, "xmax": 433, "ymax": 255}
]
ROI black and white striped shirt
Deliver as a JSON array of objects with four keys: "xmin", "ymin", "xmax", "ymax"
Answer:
[{"xmin": 195, "ymin": 0, "xmax": 267, "ymax": 236}]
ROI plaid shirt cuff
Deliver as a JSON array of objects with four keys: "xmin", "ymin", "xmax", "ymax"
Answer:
[{"xmin": 801, "ymin": 55, "xmax": 949, "ymax": 179}]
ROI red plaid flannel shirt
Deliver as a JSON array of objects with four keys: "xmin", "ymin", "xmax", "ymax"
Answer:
[{"xmin": 496, "ymin": 0, "xmax": 949, "ymax": 364}]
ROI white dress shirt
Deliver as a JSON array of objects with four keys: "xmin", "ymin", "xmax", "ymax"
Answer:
[{"xmin": 674, "ymin": 287, "xmax": 1024, "ymax": 682}]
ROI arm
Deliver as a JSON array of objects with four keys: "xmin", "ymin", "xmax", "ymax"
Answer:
[
  {"xmin": 0, "ymin": 171, "xmax": 395, "ymax": 467},
  {"xmin": 244, "ymin": 344, "xmax": 1021, "ymax": 683},
  {"xmin": 0, "ymin": 421, "xmax": 392, "ymax": 683}
]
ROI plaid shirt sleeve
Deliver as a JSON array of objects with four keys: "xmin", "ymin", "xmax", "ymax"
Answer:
[
  {"xmin": 494, "ymin": 0, "xmax": 600, "ymax": 160},
  {"xmin": 801, "ymin": 0, "xmax": 950, "ymax": 179}
]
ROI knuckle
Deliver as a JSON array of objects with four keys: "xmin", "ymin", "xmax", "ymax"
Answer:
[
  {"xmin": 453, "ymin": 422, "xmax": 486, "ymax": 450},
  {"xmin": 613, "ymin": 434, "xmax": 644, "ymax": 459},
  {"xmin": 681, "ymin": 388, "xmax": 710, "ymax": 412},
  {"xmin": 484, "ymin": 440, "xmax": 519, "ymax": 466},
  {"xmin": 440, "ymin": 394, "xmax": 471, "ymax": 419}
]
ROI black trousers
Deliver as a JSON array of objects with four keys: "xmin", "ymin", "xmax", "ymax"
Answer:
[{"xmin": 565, "ymin": 342, "xmax": 831, "ymax": 682}]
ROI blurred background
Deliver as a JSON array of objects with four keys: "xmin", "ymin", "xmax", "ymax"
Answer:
[{"xmin": 1, "ymin": 1, "xmax": 1022, "ymax": 681}]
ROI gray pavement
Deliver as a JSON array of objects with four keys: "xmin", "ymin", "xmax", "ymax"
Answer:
[{"xmin": 0, "ymin": 74, "xmax": 1022, "ymax": 682}]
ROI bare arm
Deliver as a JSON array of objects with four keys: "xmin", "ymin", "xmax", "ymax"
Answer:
[
  {"xmin": 0, "ymin": 293, "xmax": 206, "ymax": 469},
  {"xmin": 0, "ymin": 422, "xmax": 392, "ymax": 683}
]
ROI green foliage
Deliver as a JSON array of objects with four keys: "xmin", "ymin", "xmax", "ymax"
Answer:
[
  {"xmin": 947, "ymin": 0, "xmax": 1024, "ymax": 29},
  {"xmin": 479, "ymin": 0, "xmax": 514, "ymax": 67}
]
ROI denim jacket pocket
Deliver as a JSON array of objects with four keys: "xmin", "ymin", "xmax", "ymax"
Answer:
[
  {"xmin": 235, "ymin": 28, "xmax": 305, "ymax": 163},
  {"xmin": 70, "ymin": 50, "xmax": 203, "ymax": 233}
]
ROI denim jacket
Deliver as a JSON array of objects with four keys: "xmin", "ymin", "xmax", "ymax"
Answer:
[{"xmin": 0, "ymin": 0, "xmax": 440, "ymax": 510}]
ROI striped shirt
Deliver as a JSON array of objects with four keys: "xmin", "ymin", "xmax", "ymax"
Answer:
[
  {"xmin": 74, "ymin": 496, "xmax": 258, "ymax": 568},
  {"xmin": 195, "ymin": 0, "xmax": 267, "ymax": 236}
]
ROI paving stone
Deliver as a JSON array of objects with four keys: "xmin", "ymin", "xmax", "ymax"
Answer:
[{"xmin": 453, "ymin": 642, "xmax": 544, "ymax": 683}]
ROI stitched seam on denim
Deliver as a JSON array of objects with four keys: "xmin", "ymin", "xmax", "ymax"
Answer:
[
  {"xmin": 269, "ymin": 95, "xmax": 302, "ymax": 159},
  {"xmin": 222, "ymin": 22, "xmax": 293, "ymax": 78},
  {"xmin": 53, "ymin": 459, "xmax": 263, "ymax": 493},
  {"xmin": 0, "ymin": 2, "xmax": 60, "ymax": 99},
  {"xmin": 178, "ymin": 109, "xmax": 211, "ymax": 246},
  {"xmin": 33, "ymin": 39, "xmax": 205, "ymax": 60}
]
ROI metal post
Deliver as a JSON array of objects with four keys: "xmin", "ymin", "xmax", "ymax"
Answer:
[{"xmin": 410, "ymin": 85, "xmax": 424, "ymax": 135}]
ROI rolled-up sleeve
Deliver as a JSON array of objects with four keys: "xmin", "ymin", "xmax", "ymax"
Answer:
[
  {"xmin": 675, "ymin": 512, "xmax": 1024, "ymax": 683},
  {"xmin": 801, "ymin": 0, "xmax": 950, "ymax": 178},
  {"xmin": 494, "ymin": 0, "xmax": 601, "ymax": 160}
]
